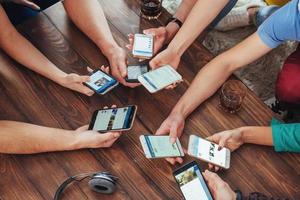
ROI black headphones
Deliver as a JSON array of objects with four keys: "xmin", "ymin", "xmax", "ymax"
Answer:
[{"xmin": 54, "ymin": 171, "xmax": 118, "ymax": 200}]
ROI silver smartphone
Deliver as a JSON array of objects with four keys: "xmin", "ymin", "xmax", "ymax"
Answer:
[
  {"xmin": 140, "ymin": 135, "xmax": 184, "ymax": 158},
  {"xmin": 132, "ymin": 34, "xmax": 154, "ymax": 59},
  {"xmin": 188, "ymin": 135, "xmax": 231, "ymax": 169},
  {"xmin": 138, "ymin": 65, "xmax": 182, "ymax": 93}
]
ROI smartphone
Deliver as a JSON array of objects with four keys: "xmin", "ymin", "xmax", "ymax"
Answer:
[
  {"xmin": 138, "ymin": 65, "xmax": 182, "ymax": 93},
  {"xmin": 84, "ymin": 69, "xmax": 118, "ymax": 95},
  {"xmin": 173, "ymin": 161, "xmax": 213, "ymax": 200},
  {"xmin": 132, "ymin": 34, "xmax": 154, "ymax": 59},
  {"xmin": 188, "ymin": 135, "xmax": 231, "ymax": 169},
  {"xmin": 126, "ymin": 65, "xmax": 149, "ymax": 83},
  {"xmin": 88, "ymin": 105, "xmax": 137, "ymax": 132},
  {"xmin": 139, "ymin": 135, "xmax": 184, "ymax": 158}
]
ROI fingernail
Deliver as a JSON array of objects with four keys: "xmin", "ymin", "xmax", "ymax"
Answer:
[{"xmin": 114, "ymin": 132, "xmax": 120, "ymax": 138}]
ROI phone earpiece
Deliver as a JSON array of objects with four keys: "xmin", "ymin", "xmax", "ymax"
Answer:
[{"xmin": 54, "ymin": 172, "xmax": 118, "ymax": 200}]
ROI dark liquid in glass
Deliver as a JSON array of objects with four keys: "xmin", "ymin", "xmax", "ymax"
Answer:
[
  {"xmin": 141, "ymin": 0, "xmax": 162, "ymax": 20},
  {"xmin": 219, "ymin": 90, "xmax": 243, "ymax": 113}
]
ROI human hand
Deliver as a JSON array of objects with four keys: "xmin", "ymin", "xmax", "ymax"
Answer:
[
  {"xmin": 149, "ymin": 47, "xmax": 180, "ymax": 70},
  {"xmin": 126, "ymin": 27, "xmax": 168, "ymax": 56},
  {"xmin": 11, "ymin": 0, "xmax": 40, "ymax": 10},
  {"xmin": 59, "ymin": 70, "xmax": 94, "ymax": 96},
  {"xmin": 74, "ymin": 125, "xmax": 121, "ymax": 149},
  {"xmin": 106, "ymin": 46, "xmax": 139, "ymax": 88},
  {"xmin": 203, "ymin": 170, "xmax": 236, "ymax": 200},
  {"xmin": 155, "ymin": 112, "xmax": 186, "ymax": 165},
  {"xmin": 206, "ymin": 128, "xmax": 244, "ymax": 171}
]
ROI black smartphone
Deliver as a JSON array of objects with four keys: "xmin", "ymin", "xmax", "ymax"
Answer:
[
  {"xmin": 84, "ymin": 69, "xmax": 118, "ymax": 95},
  {"xmin": 126, "ymin": 65, "xmax": 149, "ymax": 83},
  {"xmin": 173, "ymin": 161, "xmax": 213, "ymax": 200},
  {"xmin": 88, "ymin": 105, "xmax": 137, "ymax": 132}
]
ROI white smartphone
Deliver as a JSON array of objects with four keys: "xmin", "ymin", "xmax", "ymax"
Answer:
[
  {"xmin": 138, "ymin": 65, "xmax": 182, "ymax": 93},
  {"xmin": 139, "ymin": 135, "xmax": 184, "ymax": 158},
  {"xmin": 132, "ymin": 34, "xmax": 154, "ymax": 59},
  {"xmin": 188, "ymin": 135, "xmax": 231, "ymax": 169},
  {"xmin": 84, "ymin": 69, "xmax": 118, "ymax": 95}
]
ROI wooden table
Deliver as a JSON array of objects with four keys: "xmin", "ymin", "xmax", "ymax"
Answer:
[{"xmin": 0, "ymin": 1, "xmax": 299, "ymax": 199}]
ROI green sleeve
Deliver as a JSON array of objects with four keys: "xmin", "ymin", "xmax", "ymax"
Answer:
[{"xmin": 271, "ymin": 118, "xmax": 300, "ymax": 153}]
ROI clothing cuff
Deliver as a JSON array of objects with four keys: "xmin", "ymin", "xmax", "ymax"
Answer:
[
  {"xmin": 271, "ymin": 118, "xmax": 284, "ymax": 152},
  {"xmin": 257, "ymin": 27, "xmax": 281, "ymax": 49}
]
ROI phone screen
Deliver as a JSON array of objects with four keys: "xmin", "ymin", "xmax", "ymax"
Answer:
[
  {"xmin": 127, "ymin": 65, "xmax": 148, "ymax": 80},
  {"xmin": 85, "ymin": 70, "xmax": 117, "ymax": 93},
  {"xmin": 144, "ymin": 136, "xmax": 182, "ymax": 158},
  {"xmin": 139, "ymin": 65, "xmax": 182, "ymax": 92},
  {"xmin": 133, "ymin": 34, "xmax": 153, "ymax": 58},
  {"xmin": 190, "ymin": 136, "xmax": 228, "ymax": 167},
  {"xmin": 174, "ymin": 162, "xmax": 213, "ymax": 200},
  {"xmin": 90, "ymin": 106, "xmax": 136, "ymax": 131}
]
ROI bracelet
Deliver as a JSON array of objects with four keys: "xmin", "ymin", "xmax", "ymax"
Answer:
[{"xmin": 165, "ymin": 17, "xmax": 183, "ymax": 28}]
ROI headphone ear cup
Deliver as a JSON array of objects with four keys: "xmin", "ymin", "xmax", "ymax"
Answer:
[{"xmin": 88, "ymin": 178, "xmax": 116, "ymax": 194}]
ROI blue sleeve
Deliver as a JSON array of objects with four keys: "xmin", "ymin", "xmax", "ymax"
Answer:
[
  {"xmin": 271, "ymin": 118, "xmax": 300, "ymax": 153},
  {"xmin": 257, "ymin": 0, "xmax": 296, "ymax": 48}
]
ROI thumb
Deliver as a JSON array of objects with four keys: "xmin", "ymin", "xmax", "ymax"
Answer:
[
  {"xmin": 149, "ymin": 56, "xmax": 161, "ymax": 69},
  {"xmin": 73, "ymin": 74, "xmax": 90, "ymax": 83},
  {"xmin": 218, "ymin": 133, "xmax": 231, "ymax": 150},
  {"xmin": 155, "ymin": 123, "xmax": 169, "ymax": 136},
  {"xmin": 101, "ymin": 132, "xmax": 121, "ymax": 142},
  {"xmin": 76, "ymin": 125, "xmax": 89, "ymax": 132},
  {"xmin": 118, "ymin": 62, "xmax": 127, "ymax": 77},
  {"xmin": 24, "ymin": 0, "xmax": 40, "ymax": 10},
  {"xmin": 169, "ymin": 124, "xmax": 178, "ymax": 144}
]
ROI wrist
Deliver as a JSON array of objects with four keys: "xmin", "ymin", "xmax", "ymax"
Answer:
[
  {"xmin": 171, "ymin": 104, "xmax": 189, "ymax": 119},
  {"xmin": 99, "ymin": 42, "xmax": 121, "ymax": 58},
  {"xmin": 239, "ymin": 126, "xmax": 250, "ymax": 144},
  {"xmin": 165, "ymin": 22, "xmax": 180, "ymax": 44},
  {"xmin": 69, "ymin": 130, "xmax": 86, "ymax": 150}
]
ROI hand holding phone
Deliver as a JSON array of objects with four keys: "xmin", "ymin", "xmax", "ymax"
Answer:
[
  {"xmin": 132, "ymin": 34, "xmax": 154, "ymax": 59},
  {"xmin": 84, "ymin": 69, "xmax": 118, "ymax": 95},
  {"xmin": 188, "ymin": 135, "xmax": 231, "ymax": 169},
  {"xmin": 173, "ymin": 161, "xmax": 213, "ymax": 200},
  {"xmin": 138, "ymin": 65, "xmax": 182, "ymax": 93},
  {"xmin": 140, "ymin": 135, "xmax": 184, "ymax": 158},
  {"xmin": 88, "ymin": 105, "xmax": 137, "ymax": 132}
]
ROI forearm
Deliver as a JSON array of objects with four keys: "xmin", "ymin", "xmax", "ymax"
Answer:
[
  {"xmin": 171, "ymin": 33, "xmax": 271, "ymax": 118},
  {"xmin": 165, "ymin": 0, "xmax": 198, "ymax": 43},
  {"xmin": 0, "ymin": 7, "xmax": 66, "ymax": 84},
  {"xmin": 0, "ymin": 121, "xmax": 80, "ymax": 154},
  {"xmin": 63, "ymin": 0, "xmax": 119, "ymax": 56},
  {"xmin": 169, "ymin": 0, "xmax": 229, "ymax": 56},
  {"xmin": 240, "ymin": 126, "xmax": 273, "ymax": 146},
  {"xmin": 172, "ymin": 53, "xmax": 234, "ymax": 117}
]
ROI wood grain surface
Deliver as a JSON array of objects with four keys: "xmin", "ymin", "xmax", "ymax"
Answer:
[{"xmin": 0, "ymin": 1, "xmax": 299, "ymax": 199}]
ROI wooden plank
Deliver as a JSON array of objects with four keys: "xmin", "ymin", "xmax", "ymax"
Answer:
[
  {"xmin": 43, "ymin": 1, "xmax": 300, "ymax": 199},
  {"xmin": 13, "ymin": 11, "xmax": 182, "ymax": 200}
]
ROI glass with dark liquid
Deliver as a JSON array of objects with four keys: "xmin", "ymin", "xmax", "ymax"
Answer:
[
  {"xmin": 141, "ymin": 0, "xmax": 163, "ymax": 20},
  {"xmin": 219, "ymin": 80, "xmax": 247, "ymax": 114}
]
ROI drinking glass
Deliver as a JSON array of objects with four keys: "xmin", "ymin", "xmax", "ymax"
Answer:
[
  {"xmin": 219, "ymin": 80, "xmax": 247, "ymax": 114},
  {"xmin": 141, "ymin": 0, "xmax": 163, "ymax": 20}
]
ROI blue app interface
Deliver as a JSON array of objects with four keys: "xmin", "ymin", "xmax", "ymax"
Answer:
[
  {"xmin": 86, "ymin": 71, "xmax": 117, "ymax": 93},
  {"xmin": 92, "ymin": 107, "xmax": 133, "ymax": 131},
  {"xmin": 175, "ymin": 164, "xmax": 213, "ymax": 200}
]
